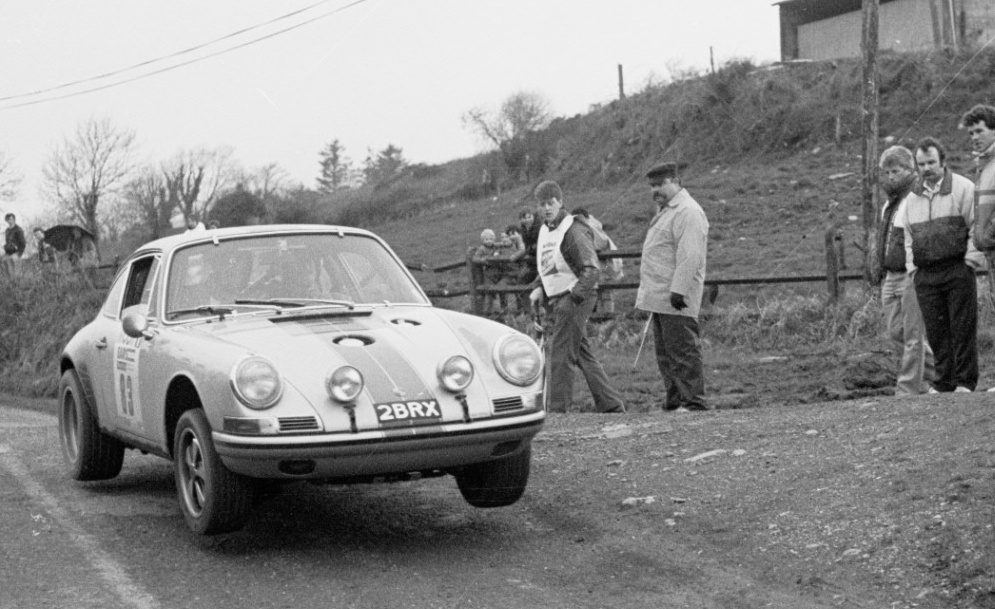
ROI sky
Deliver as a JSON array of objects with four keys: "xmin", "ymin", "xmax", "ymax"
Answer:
[{"xmin": 0, "ymin": 0, "xmax": 781, "ymax": 224}]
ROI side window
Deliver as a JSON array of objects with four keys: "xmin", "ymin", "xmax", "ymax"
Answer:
[
  {"xmin": 121, "ymin": 257, "xmax": 159, "ymax": 312},
  {"xmin": 100, "ymin": 269, "xmax": 129, "ymax": 318}
]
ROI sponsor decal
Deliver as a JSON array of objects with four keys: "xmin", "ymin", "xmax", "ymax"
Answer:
[{"xmin": 114, "ymin": 344, "xmax": 142, "ymax": 422}]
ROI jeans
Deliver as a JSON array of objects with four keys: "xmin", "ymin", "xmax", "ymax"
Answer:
[
  {"xmin": 881, "ymin": 271, "xmax": 934, "ymax": 395},
  {"xmin": 652, "ymin": 313, "xmax": 706, "ymax": 409},
  {"xmin": 545, "ymin": 294, "xmax": 625, "ymax": 413}
]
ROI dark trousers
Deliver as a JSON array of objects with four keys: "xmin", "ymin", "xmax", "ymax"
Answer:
[
  {"xmin": 914, "ymin": 262, "xmax": 978, "ymax": 392},
  {"xmin": 546, "ymin": 294, "xmax": 625, "ymax": 413},
  {"xmin": 652, "ymin": 313, "xmax": 706, "ymax": 409}
]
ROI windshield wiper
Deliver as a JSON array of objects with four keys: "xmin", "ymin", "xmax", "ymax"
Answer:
[
  {"xmin": 167, "ymin": 305, "xmax": 236, "ymax": 321},
  {"xmin": 235, "ymin": 298, "xmax": 355, "ymax": 310}
]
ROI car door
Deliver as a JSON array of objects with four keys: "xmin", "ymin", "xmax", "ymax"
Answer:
[{"xmin": 96, "ymin": 255, "xmax": 160, "ymax": 438}]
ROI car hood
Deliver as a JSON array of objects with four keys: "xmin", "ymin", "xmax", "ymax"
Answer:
[{"xmin": 186, "ymin": 306, "xmax": 519, "ymax": 406}]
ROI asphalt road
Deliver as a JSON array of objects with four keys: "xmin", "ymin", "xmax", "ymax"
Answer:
[{"xmin": 0, "ymin": 404, "xmax": 847, "ymax": 609}]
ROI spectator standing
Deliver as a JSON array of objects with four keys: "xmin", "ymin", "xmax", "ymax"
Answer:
[
  {"xmin": 573, "ymin": 208, "xmax": 623, "ymax": 314},
  {"xmin": 635, "ymin": 162, "xmax": 709, "ymax": 412},
  {"xmin": 472, "ymin": 228, "xmax": 508, "ymax": 317},
  {"xmin": 874, "ymin": 146, "xmax": 934, "ymax": 395},
  {"xmin": 529, "ymin": 180, "xmax": 624, "ymax": 414},
  {"xmin": 33, "ymin": 227, "xmax": 57, "ymax": 266},
  {"xmin": 3, "ymin": 213, "xmax": 26, "ymax": 279},
  {"xmin": 901, "ymin": 137, "xmax": 984, "ymax": 393},
  {"xmin": 519, "ymin": 208, "xmax": 541, "ymax": 261},
  {"xmin": 503, "ymin": 224, "xmax": 530, "ymax": 313},
  {"xmin": 961, "ymin": 105, "xmax": 995, "ymax": 391}
]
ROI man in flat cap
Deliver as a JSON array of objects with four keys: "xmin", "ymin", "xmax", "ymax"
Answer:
[
  {"xmin": 636, "ymin": 162, "xmax": 709, "ymax": 411},
  {"xmin": 529, "ymin": 180, "xmax": 625, "ymax": 413}
]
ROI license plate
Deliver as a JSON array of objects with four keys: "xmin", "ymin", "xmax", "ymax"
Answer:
[{"xmin": 374, "ymin": 399, "xmax": 442, "ymax": 426}]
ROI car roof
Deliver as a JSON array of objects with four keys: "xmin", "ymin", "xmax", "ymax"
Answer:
[{"xmin": 130, "ymin": 224, "xmax": 380, "ymax": 258}]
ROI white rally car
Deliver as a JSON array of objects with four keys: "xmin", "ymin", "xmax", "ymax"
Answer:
[{"xmin": 58, "ymin": 225, "xmax": 545, "ymax": 535}]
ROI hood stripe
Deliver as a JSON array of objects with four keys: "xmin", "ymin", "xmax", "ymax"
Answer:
[{"xmin": 288, "ymin": 319, "xmax": 434, "ymax": 404}]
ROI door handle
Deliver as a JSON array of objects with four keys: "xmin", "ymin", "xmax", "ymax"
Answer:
[{"xmin": 95, "ymin": 338, "xmax": 108, "ymax": 350}]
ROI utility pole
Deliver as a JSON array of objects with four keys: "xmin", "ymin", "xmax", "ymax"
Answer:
[
  {"xmin": 860, "ymin": 0, "xmax": 879, "ymax": 285},
  {"xmin": 617, "ymin": 64, "xmax": 625, "ymax": 100}
]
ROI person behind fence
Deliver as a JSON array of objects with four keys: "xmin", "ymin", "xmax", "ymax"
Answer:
[
  {"xmin": 501, "ymin": 224, "xmax": 531, "ymax": 311},
  {"xmin": 472, "ymin": 228, "xmax": 508, "ymax": 316},
  {"xmin": 33, "ymin": 227, "xmax": 57, "ymax": 266},
  {"xmin": 901, "ymin": 136, "xmax": 984, "ymax": 393},
  {"xmin": 528, "ymin": 180, "xmax": 625, "ymax": 414},
  {"xmin": 573, "ymin": 208, "xmax": 623, "ymax": 314},
  {"xmin": 3, "ymin": 213, "xmax": 26, "ymax": 278},
  {"xmin": 874, "ymin": 145, "xmax": 934, "ymax": 395},
  {"xmin": 636, "ymin": 162, "xmax": 709, "ymax": 412}
]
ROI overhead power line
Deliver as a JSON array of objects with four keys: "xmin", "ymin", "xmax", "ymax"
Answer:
[{"xmin": 0, "ymin": 0, "xmax": 371, "ymax": 111}]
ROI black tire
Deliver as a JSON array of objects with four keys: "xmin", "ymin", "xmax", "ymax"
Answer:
[
  {"xmin": 173, "ymin": 409, "xmax": 254, "ymax": 535},
  {"xmin": 455, "ymin": 445, "xmax": 532, "ymax": 508},
  {"xmin": 58, "ymin": 369, "xmax": 125, "ymax": 481}
]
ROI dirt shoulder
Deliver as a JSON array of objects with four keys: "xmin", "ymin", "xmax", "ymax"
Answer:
[{"xmin": 533, "ymin": 396, "xmax": 995, "ymax": 609}]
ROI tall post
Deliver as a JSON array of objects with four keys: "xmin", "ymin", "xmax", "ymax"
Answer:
[
  {"xmin": 617, "ymin": 64, "xmax": 625, "ymax": 100},
  {"xmin": 861, "ymin": 0, "xmax": 879, "ymax": 285}
]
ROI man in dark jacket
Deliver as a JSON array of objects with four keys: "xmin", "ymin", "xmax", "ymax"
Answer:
[
  {"xmin": 3, "ymin": 213, "xmax": 26, "ymax": 279},
  {"xmin": 529, "ymin": 180, "xmax": 624, "ymax": 414},
  {"xmin": 875, "ymin": 146, "xmax": 934, "ymax": 395}
]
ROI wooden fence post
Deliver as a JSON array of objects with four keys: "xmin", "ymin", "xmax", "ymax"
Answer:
[
  {"xmin": 825, "ymin": 224, "xmax": 841, "ymax": 303},
  {"xmin": 467, "ymin": 249, "xmax": 482, "ymax": 315}
]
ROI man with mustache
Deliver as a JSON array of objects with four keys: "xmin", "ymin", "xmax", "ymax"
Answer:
[
  {"xmin": 901, "ymin": 137, "xmax": 984, "ymax": 393},
  {"xmin": 636, "ymin": 162, "xmax": 709, "ymax": 411}
]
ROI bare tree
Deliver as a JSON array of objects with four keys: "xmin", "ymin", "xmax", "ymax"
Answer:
[
  {"xmin": 123, "ymin": 166, "xmax": 175, "ymax": 241},
  {"xmin": 462, "ymin": 91, "xmax": 553, "ymax": 181},
  {"xmin": 463, "ymin": 91, "xmax": 553, "ymax": 149},
  {"xmin": 41, "ymin": 117, "xmax": 137, "ymax": 242},
  {"xmin": 242, "ymin": 162, "xmax": 291, "ymax": 201},
  {"xmin": 162, "ymin": 147, "xmax": 238, "ymax": 225},
  {"xmin": 0, "ymin": 150, "xmax": 22, "ymax": 201}
]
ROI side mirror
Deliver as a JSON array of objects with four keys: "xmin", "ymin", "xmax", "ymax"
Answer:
[{"xmin": 122, "ymin": 311, "xmax": 151, "ymax": 339}]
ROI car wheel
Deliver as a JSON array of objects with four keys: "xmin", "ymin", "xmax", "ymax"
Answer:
[
  {"xmin": 455, "ymin": 445, "xmax": 531, "ymax": 508},
  {"xmin": 173, "ymin": 409, "xmax": 254, "ymax": 535},
  {"xmin": 58, "ymin": 369, "xmax": 125, "ymax": 481}
]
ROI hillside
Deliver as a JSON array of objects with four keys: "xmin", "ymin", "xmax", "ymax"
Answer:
[{"xmin": 357, "ymin": 49, "xmax": 995, "ymax": 298}]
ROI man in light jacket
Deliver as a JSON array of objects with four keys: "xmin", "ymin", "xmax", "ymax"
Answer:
[
  {"xmin": 636, "ymin": 162, "xmax": 709, "ymax": 411},
  {"xmin": 902, "ymin": 137, "xmax": 984, "ymax": 393}
]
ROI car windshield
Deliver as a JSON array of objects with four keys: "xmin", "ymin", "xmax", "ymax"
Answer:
[{"xmin": 164, "ymin": 232, "xmax": 427, "ymax": 320}]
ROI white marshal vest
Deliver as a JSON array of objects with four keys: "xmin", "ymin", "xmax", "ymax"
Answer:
[{"xmin": 537, "ymin": 214, "xmax": 578, "ymax": 297}]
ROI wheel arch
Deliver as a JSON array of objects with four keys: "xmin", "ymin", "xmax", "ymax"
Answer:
[
  {"xmin": 59, "ymin": 357, "xmax": 100, "ymax": 422},
  {"xmin": 164, "ymin": 375, "xmax": 203, "ymax": 459}
]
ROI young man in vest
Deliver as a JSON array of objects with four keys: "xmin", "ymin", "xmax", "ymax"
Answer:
[
  {"xmin": 636, "ymin": 162, "xmax": 709, "ymax": 411},
  {"xmin": 901, "ymin": 137, "xmax": 984, "ymax": 393},
  {"xmin": 528, "ymin": 180, "xmax": 625, "ymax": 413},
  {"xmin": 875, "ymin": 146, "xmax": 934, "ymax": 395}
]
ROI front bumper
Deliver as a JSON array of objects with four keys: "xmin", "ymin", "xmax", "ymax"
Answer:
[{"xmin": 213, "ymin": 411, "xmax": 545, "ymax": 479}]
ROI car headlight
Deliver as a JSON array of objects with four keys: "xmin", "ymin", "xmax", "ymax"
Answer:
[
  {"xmin": 326, "ymin": 366, "xmax": 364, "ymax": 402},
  {"xmin": 437, "ymin": 355, "xmax": 474, "ymax": 392},
  {"xmin": 493, "ymin": 334, "xmax": 543, "ymax": 386},
  {"xmin": 230, "ymin": 356, "xmax": 283, "ymax": 409}
]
